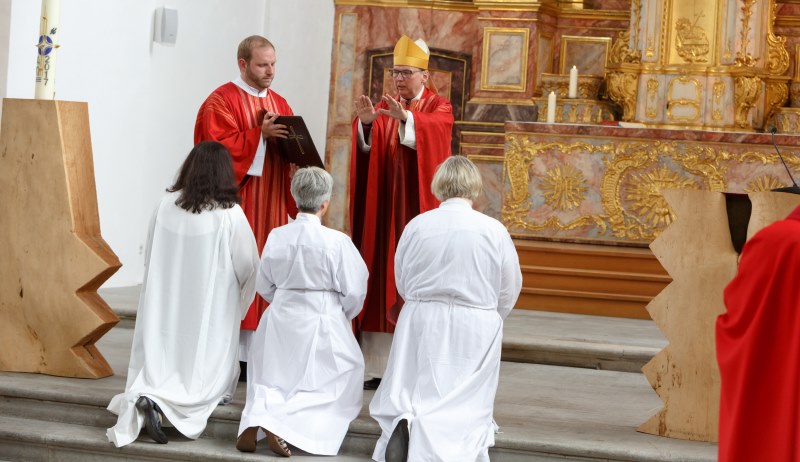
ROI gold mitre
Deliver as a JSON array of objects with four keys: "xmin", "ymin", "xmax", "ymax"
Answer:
[{"xmin": 393, "ymin": 35, "xmax": 429, "ymax": 70}]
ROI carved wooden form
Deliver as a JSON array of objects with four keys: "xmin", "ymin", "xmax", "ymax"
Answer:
[
  {"xmin": 640, "ymin": 189, "xmax": 800, "ymax": 441},
  {"xmin": 0, "ymin": 99, "xmax": 120, "ymax": 378}
]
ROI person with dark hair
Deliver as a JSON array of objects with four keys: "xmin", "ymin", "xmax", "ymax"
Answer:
[
  {"xmin": 194, "ymin": 35, "xmax": 297, "ymax": 370},
  {"xmin": 237, "ymin": 167, "xmax": 368, "ymax": 457},
  {"xmin": 369, "ymin": 156, "xmax": 521, "ymax": 462},
  {"xmin": 106, "ymin": 141, "xmax": 260, "ymax": 447}
]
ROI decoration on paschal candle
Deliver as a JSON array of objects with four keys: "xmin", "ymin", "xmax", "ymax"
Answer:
[{"xmin": 35, "ymin": 0, "xmax": 61, "ymax": 100}]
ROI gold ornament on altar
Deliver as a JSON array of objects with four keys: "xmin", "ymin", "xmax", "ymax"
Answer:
[
  {"xmin": 608, "ymin": 30, "xmax": 640, "ymax": 65},
  {"xmin": 541, "ymin": 165, "xmax": 588, "ymax": 211},
  {"xmin": 606, "ymin": 72, "xmax": 638, "ymax": 122},
  {"xmin": 746, "ymin": 175, "xmax": 785, "ymax": 193},
  {"xmin": 734, "ymin": 76, "xmax": 762, "ymax": 129},
  {"xmin": 626, "ymin": 166, "xmax": 698, "ymax": 228},
  {"xmin": 675, "ymin": 14, "xmax": 710, "ymax": 63}
]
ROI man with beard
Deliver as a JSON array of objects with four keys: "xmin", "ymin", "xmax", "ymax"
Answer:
[{"xmin": 195, "ymin": 35, "xmax": 296, "ymax": 376}]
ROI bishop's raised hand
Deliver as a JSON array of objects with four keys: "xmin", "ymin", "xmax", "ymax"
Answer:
[{"xmin": 354, "ymin": 95, "xmax": 378, "ymax": 125}]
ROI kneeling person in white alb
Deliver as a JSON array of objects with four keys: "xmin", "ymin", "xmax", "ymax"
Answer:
[
  {"xmin": 237, "ymin": 166, "xmax": 369, "ymax": 457},
  {"xmin": 369, "ymin": 155, "xmax": 522, "ymax": 462},
  {"xmin": 107, "ymin": 141, "xmax": 260, "ymax": 447}
]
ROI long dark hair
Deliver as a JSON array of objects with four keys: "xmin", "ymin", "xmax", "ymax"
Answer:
[{"xmin": 167, "ymin": 141, "xmax": 240, "ymax": 213}]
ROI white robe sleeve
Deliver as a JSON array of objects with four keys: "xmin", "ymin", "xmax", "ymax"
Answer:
[
  {"xmin": 397, "ymin": 112, "xmax": 417, "ymax": 150},
  {"xmin": 393, "ymin": 222, "xmax": 413, "ymax": 300},
  {"xmin": 256, "ymin": 235, "xmax": 278, "ymax": 305},
  {"xmin": 356, "ymin": 120, "xmax": 372, "ymax": 153},
  {"xmin": 230, "ymin": 206, "xmax": 260, "ymax": 320},
  {"xmin": 336, "ymin": 238, "xmax": 369, "ymax": 321},
  {"xmin": 496, "ymin": 231, "xmax": 522, "ymax": 320}
]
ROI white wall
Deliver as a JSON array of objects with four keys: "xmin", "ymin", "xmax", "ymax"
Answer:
[
  {"xmin": 2, "ymin": 1, "xmax": 335, "ymax": 287},
  {"xmin": 264, "ymin": 0, "xmax": 334, "ymax": 155}
]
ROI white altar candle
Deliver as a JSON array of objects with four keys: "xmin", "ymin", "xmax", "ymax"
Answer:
[
  {"xmin": 568, "ymin": 65, "xmax": 578, "ymax": 98},
  {"xmin": 34, "ymin": 0, "xmax": 61, "ymax": 100},
  {"xmin": 546, "ymin": 91, "xmax": 557, "ymax": 123}
]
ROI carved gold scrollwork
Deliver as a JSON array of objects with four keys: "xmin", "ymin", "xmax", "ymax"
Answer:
[
  {"xmin": 667, "ymin": 76, "xmax": 702, "ymax": 122},
  {"xmin": 734, "ymin": 76, "xmax": 762, "ymax": 128},
  {"xmin": 712, "ymin": 80, "xmax": 725, "ymax": 122},
  {"xmin": 609, "ymin": 30, "xmax": 641, "ymax": 66},
  {"xmin": 504, "ymin": 136, "xmax": 534, "ymax": 208},
  {"xmin": 766, "ymin": 0, "xmax": 790, "ymax": 76},
  {"xmin": 740, "ymin": 149, "xmax": 800, "ymax": 171},
  {"xmin": 766, "ymin": 33, "xmax": 790, "ymax": 76},
  {"xmin": 764, "ymin": 80, "xmax": 789, "ymax": 126},
  {"xmin": 606, "ymin": 72, "xmax": 638, "ymax": 121},
  {"xmin": 646, "ymin": 79, "xmax": 659, "ymax": 119},
  {"xmin": 735, "ymin": 0, "xmax": 758, "ymax": 68},
  {"xmin": 501, "ymin": 137, "xmax": 607, "ymax": 233},
  {"xmin": 601, "ymin": 142, "xmax": 728, "ymax": 240}
]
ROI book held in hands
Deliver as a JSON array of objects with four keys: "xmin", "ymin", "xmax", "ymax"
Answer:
[{"xmin": 274, "ymin": 116, "xmax": 324, "ymax": 168}]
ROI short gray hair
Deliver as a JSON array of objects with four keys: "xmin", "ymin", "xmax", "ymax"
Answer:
[
  {"xmin": 431, "ymin": 155, "xmax": 483, "ymax": 201},
  {"xmin": 291, "ymin": 167, "xmax": 333, "ymax": 213}
]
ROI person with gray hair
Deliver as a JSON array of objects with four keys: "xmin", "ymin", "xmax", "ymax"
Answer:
[
  {"xmin": 369, "ymin": 156, "xmax": 522, "ymax": 462},
  {"xmin": 237, "ymin": 167, "xmax": 368, "ymax": 457}
]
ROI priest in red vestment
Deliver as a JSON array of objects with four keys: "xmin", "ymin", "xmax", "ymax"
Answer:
[
  {"xmin": 717, "ymin": 205, "xmax": 800, "ymax": 461},
  {"xmin": 194, "ymin": 35, "xmax": 295, "ymax": 364},
  {"xmin": 350, "ymin": 35, "xmax": 454, "ymax": 384}
]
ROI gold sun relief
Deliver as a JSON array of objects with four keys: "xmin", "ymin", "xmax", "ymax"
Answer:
[
  {"xmin": 625, "ymin": 166, "xmax": 698, "ymax": 228},
  {"xmin": 540, "ymin": 164, "xmax": 588, "ymax": 211},
  {"xmin": 745, "ymin": 175, "xmax": 785, "ymax": 193}
]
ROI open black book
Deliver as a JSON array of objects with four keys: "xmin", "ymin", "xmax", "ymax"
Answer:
[{"xmin": 274, "ymin": 116, "xmax": 324, "ymax": 168}]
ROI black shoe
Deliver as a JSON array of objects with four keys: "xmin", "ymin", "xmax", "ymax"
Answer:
[
  {"xmin": 385, "ymin": 418, "xmax": 409, "ymax": 462},
  {"xmin": 135, "ymin": 396, "xmax": 168, "ymax": 444},
  {"xmin": 364, "ymin": 377, "xmax": 382, "ymax": 390},
  {"xmin": 239, "ymin": 361, "xmax": 247, "ymax": 382}
]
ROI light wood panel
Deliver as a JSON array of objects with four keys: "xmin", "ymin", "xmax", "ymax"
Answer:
[
  {"xmin": 0, "ymin": 99, "xmax": 120, "ymax": 378},
  {"xmin": 638, "ymin": 189, "xmax": 800, "ymax": 441}
]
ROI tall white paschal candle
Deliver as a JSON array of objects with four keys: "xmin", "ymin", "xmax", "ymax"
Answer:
[
  {"xmin": 568, "ymin": 65, "xmax": 578, "ymax": 98},
  {"xmin": 34, "ymin": 0, "xmax": 61, "ymax": 99},
  {"xmin": 546, "ymin": 91, "xmax": 557, "ymax": 123}
]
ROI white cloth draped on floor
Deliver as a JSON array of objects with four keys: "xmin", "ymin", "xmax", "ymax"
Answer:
[
  {"xmin": 107, "ymin": 193, "xmax": 259, "ymax": 447},
  {"xmin": 369, "ymin": 198, "xmax": 522, "ymax": 462},
  {"xmin": 239, "ymin": 213, "xmax": 368, "ymax": 455}
]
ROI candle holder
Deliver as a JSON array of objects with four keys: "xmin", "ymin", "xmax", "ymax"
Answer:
[{"xmin": 539, "ymin": 73, "xmax": 603, "ymax": 100}]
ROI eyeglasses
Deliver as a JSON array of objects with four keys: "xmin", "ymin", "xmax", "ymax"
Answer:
[{"xmin": 389, "ymin": 69, "xmax": 422, "ymax": 79}]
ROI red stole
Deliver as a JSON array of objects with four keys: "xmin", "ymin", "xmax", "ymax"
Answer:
[
  {"xmin": 194, "ymin": 82, "xmax": 296, "ymax": 330},
  {"xmin": 349, "ymin": 88, "xmax": 453, "ymax": 332},
  {"xmin": 716, "ymin": 205, "xmax": 800, "ymax": 461}
]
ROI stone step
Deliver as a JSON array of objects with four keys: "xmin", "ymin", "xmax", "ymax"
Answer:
[
  {"xmin": 0, "ymin": 415, "xmax": 373, "ymax": 462},
  {"xmin": 503, "ymin": 309, "xmax": 665, "ymax": 373},
  {"xmin": 0, "ymin": 326, "xmax": 716, "ymax": 462},
  {"xmin": 98, "ymin": 286, "xmax": 667, "ymax": 373}
]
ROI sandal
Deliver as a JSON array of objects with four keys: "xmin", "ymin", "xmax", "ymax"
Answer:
[
  {"xmin": 266, "ymin": 430, "xmax": 291, "ymax": 457},
  {"xmin": 236, "ymin": 426, "xmax": 259, "ymax": 453}
]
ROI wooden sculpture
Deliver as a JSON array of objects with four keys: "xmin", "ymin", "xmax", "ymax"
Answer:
[
  {"xmin": 0, "ymin": 99, "xmax": 120, "ymax": 378},
  {"xmin": 639, "ymin": 188, "xmax": 800, "ymax": 441}
]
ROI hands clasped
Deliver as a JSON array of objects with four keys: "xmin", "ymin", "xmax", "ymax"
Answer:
[
  {"xmin": 262, "ymin": 112, "xmax": 288, "ymax": 139},
  {"xmin": 354, "ymin": 94, "xmax": 408, "ymax": 125}
]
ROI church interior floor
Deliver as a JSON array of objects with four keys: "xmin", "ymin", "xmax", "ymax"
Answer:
[{"xmin": 0, "ymin": 286, "xmax": 718, "ymax": 461}]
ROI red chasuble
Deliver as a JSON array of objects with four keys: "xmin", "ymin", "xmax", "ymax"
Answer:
[
  {"xmin": 717, "ymin": 205, "xmax": 800, "ymax": 461},
  {"xmin": 194, "ymin": 82, "xmax": 295, "ymax": 330},
  {"xmin": 349, "ymin": 87, "xmax": 453, "ymax": 333}
]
